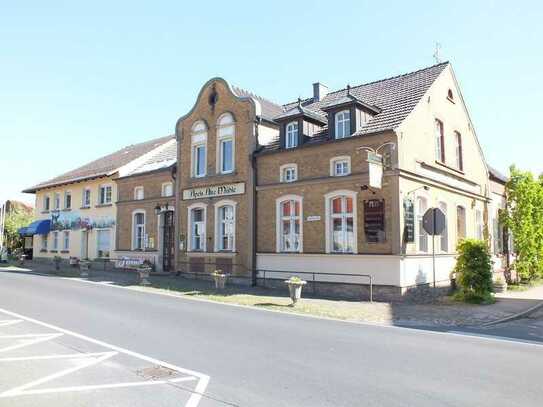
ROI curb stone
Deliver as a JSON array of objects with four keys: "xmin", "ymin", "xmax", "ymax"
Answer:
[{"xmin": 481, "ymin": 301, "xmax": 543, "ymax": 327}]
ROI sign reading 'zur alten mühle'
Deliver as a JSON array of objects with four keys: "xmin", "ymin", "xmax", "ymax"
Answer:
[{"xmin": 182, "ymin": 182, "xmax": 245, "ymax": 200}]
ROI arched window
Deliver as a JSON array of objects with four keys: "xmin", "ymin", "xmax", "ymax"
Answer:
[
  {"xmin": 439, "ymin": 201, "xmax": 448, "ymax": 252},
  {"xmin": 285, "ymin": 122, "xmax": 298, "ymax": 148},
  {"xmin": 217, "ymin": 113, "xmax": 235, "ymax": 174},
  {"xmin": 417, "ymin": 196, "xmax": 428, "ymax": 252},
  {"xmin": 435, "ymin": 119, "xmax": 445, "ymax": 163},
  {"xmin": 456, "ymin": 205, "xmax": 466, "ymax": 244},
  {"xmin": 191, "ymin": 121, "xmax": 207, "ymax": 178},
  {"xmin": 325, "ymin": 191, "xmax": 357, "ymax": 253},
  {"xmin": 276, "ymin": 196, "xmax": 303, "ymax": 252},
  {"xmin": 454, "ymin": 131, "xmax": 463, "ymax": 171},
  {"xmin": 335, "ymin": 110, "xmax": 351, "ymax": 139},
  {"xmin": 215, "ymin": 200, "xmax": 236, "ymax": 251},
  {"xmin": 132, "ymin": 211, "xmax": 145, "ymax": 250}
]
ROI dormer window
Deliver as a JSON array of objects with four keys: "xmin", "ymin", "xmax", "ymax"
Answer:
[
  {"xmin": 285, "ymin": 122, "xmax": 298, "ymax": 148},
  {"xmin": 335, "ymin": 110, "xmax": 351, "ymax": 139}
]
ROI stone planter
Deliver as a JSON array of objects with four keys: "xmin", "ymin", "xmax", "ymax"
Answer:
[
  {"xmin": 138, "ymin": 266, "xmax": 152, "ymax": 286},
  {"xmin": 213, "ymin": 273, "xmax": 228, "ymax": 290},
  {"xmin": 79, "ymin": 260, "xmax": 90, "ymax": 278},
  {"xmin": 493, "ymin": 280, "xmax": 508, "ymax": 293},
  {"xmin": 285, "ymin": 279, "xmax": 307, "ymax": 305}
]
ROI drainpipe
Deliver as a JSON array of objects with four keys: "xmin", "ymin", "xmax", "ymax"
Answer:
[{"xmin": 251, "ymin": 118, "xmax": 261, "ymax": 286}]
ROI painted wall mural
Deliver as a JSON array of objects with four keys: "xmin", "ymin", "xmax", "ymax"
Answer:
[{"xmin": 50, "ymin": 210, "xmax": 115, "ymax": 231}]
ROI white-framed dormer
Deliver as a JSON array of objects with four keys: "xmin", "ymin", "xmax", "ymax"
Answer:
[
  {"xmin": 324, "ymin": 189, "xmax": 357, "ymax": 254},
  {"xmin": 216, "ymin": 112, "xmax": 235, "ymax": 175},
  {"xmin": 214, "ymin": 199, "xmax": 237, "ymax": 252},
  {"xmin": 275, "ymin": 194, "xmax": 303, "ymax": 253},
  {"xmin": 335, "ymin": 110, "xmax": 351, "ymax": 139},
  {"xmin": 187, "ymin": 202, "xmax": 207, "ymax": 252},
  {"xmin": 191, "ymin": 120, "xmax": 208, "ymax": 178},
  {"xmin": 134, "ymin": 186, "xmax": 144, "ymax": 201},
  {"xmin": 279, "ymin": 163, "xmax": 298, "ymax": 183},
  {"xmin": 131, "ymin": 209, "xmax": 146, "ymax": 250},
  {"xmin": 329, "ymin": 155, "xmax": 351, "ymax": 177},
  {"xmin": 285, "ymin": 121, "xmax": 299, "ymax": 149}
]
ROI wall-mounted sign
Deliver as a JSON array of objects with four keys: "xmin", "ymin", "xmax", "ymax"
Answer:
[
  {"xmin": 182, "ymin": 182, "xmax": 245, "ymax": 200},
  {"xmin": 364, "ymin": 199, "xmax": 385, "ymax": 243},
  {"xmin": 306, "ymin": 215, "xmax": 321, "ymax": 222},
  {"xmin": 403, "ymin": 198, "xmax": 415, "ymax": 243}
]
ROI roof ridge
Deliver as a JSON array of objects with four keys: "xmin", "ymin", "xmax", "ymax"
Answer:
[{"xmin": 282, "ymin": 61, "xmax": 450, "ymax": 106}]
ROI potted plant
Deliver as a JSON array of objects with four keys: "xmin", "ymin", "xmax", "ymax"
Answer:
[
  {"xmin": 285, "ymin": 276, "xmax": 307, "ymax": 306},
  {"xmin": 53, "ymin": 255, "xmax": 62, "ymax": 271},
  {"xmin": 79, "ymin": 259, "xmax": 91, "ymax": 278},
  {"xmin": 137, "ymin": 263, "xmax": 152, "ymax": 286},
  {"xmin": 493, "ymin": 275, "xmax": 508, "ymax": 293},
  {"xmin": 212, "ymin": 270, "xmax": 228, "ymax": 290}
]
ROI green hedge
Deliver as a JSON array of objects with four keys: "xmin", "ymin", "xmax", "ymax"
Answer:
[{"xmin": 454, "ymin": 239, "xmax": 493, "ymax": 303}]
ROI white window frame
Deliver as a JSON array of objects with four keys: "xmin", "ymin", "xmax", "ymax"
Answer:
[
  {"xmin": 279, "ymin": 163, "xmax": 298, "ymax": 183},
  {"xmin": 416, "ymin": 195, "xmax": 429, "ymax": 253},
  {"xmin": 438, "ymin": 201, "xmax": 448, "ymax": 253},
  {"xmin": 454, "ymin": 131, "xmax": 463, "ymax": 171},
  {"xmin": 63, "ymin": 230, "xmax": 70, "ymax": 250},
  {"xmin": 330, "ymin": 156, "xmax": 351, "ymax": 176},
  {"xmin": 161, "ymin": 182, "xmax": 173, "ymax": 197},
  {"xmin": 285, "ymin": 121, "xmax": 298, "ymax": 148},
  {"xmin": 435, "ymin": 119, "xmax": 444, "ymax": 163},
  {"xmin": 191, "ymin": 121, "xmax": 208, "ymax": 178},
  {"xmin": 275, "ymin": 195, "xmax": 303, "ymax": 253},
  {"xmin": 187, "ymin": 203, "xmax": 207, "ymax": 252},
  {"xmin": 64, "ymin": 191, "xmax": 72, "ymax": 209},
  {"xmin": 82, "ymin": 188, "xmax": 91, "ymax": 208},
  {"xmin": 96, "ymin": 228, "xmax": 112, "ymax": 258},
  {"xmin": 216, "ymin": 113, "xmax": 235, "ymax": 174},
  {"xmin": 132, "ymin": 210, "xmax": 146, "ymax": 250},
  {"xmin": 134, "ymin": 186, "xmax": 144, "ymax": 200},
  {"xmin": 324, "ymin": 190, "xmax": 358, "ymax": 254},
  {"xmin": 99, "ymin": 184, "xmax": 112, "ymax": 205},
  {"xmin": 335, "ymin": 110, "xmax": 351, "ymax": 139},
  {"xmin": 214, "ymin": 199, "xmax": 237, "ymax": 252},
  {"xmin": 475, "ymin": 209, "xmax": 484, "ymax": 240},
  {"xmin": 456, "ymin": 205, "xmax": 467, "ymax": 244}
]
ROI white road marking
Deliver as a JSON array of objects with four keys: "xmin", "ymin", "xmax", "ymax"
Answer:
[
  {"xmin": 0, "ymin": 319, "xmax": 22, "ymax": 327},
  {"xmin": 0, "ymin": 307, "xmax": 210, "ymax": 407},
  {"xmin": 0, "ymin": 333, "xmax": 63, "ymax": 353},
  {"xmin": 1, "ymin": 351, "xmax": 117, "ymax": 397},
  {"xmin": 0, "ymin": 351, "xmax": 118, "ymax": 362}
]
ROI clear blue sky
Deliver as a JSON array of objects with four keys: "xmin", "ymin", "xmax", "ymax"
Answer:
[{"xmin": 1, "ymin": 1, "xmax": 542, "ymax": 206}]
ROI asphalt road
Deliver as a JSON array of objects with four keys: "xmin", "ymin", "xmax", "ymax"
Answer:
[{"xmin": 0, "ymin": 270, "xmax": 542, "ymax": 407}]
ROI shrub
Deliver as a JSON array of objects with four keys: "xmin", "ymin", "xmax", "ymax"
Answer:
[{"xmin": 454, "ymin": 239, "xmax": 493, "ymax": 303}]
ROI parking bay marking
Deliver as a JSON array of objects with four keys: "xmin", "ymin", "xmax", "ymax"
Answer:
[{"xmin": 0, "ymin": 307, "xmax": 210, "ymax": 407}]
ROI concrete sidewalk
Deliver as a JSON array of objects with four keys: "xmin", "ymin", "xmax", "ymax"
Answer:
[{"xmin": 3, "ymin": 261, "xmax": 543, "ymax": 328}]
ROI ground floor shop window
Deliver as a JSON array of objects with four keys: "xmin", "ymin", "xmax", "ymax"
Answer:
[
  {"xmin": 276, "ymin": 196, "xmax": 302, "ymax": 252},
  {"xmin": 96, "ymin": 229, "xmax": 111, "ymax": 257},
  {"xmin": 325, "ymin": 191, "xmax": 357, "ymax": 254}
]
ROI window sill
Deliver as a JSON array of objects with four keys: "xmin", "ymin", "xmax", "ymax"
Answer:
[
  {"xmin": 435, "ymin": 160, "xmax": 464, "ymax": 175},
  {"xmin": 40, "ymin": 249, "xmax": 47, "ymax": 253},
  {"xmin": 96, "ymin": 203, "xmax": 113, "ymax": 208},
  {"xmin": 62, "ymin": 208, "xmax": 72, "ymax": 212},
  {"xmin": 60, "ymin": 250, "xmax": 70, "ymax": 253},
  {"xmin": 447, "ymin": 96, "xmax": 455, "ymax": 104},
  {"xmin": 49, "ymin": 250, "xmax": 58, "ymax": 253}
]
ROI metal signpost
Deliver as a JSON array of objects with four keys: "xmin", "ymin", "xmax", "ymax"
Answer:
[{"xmin": 422, "ymin": 207, "xmax": 446, "ymax": 288}]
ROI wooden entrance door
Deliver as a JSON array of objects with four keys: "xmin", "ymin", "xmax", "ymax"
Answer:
[{"xmin": 162, "ymin": 211, "xmax": 175, "ymax": 272}]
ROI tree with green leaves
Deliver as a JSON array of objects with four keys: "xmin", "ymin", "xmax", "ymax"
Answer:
[
  {"xmin": 454, "ymin": 239, "xmax": 493, "ymax": 303},
  {"xmin": 502, "ymin": 166, "xmax": 543, "ymax": 282},
  {"xmin": 2, "ymin": 209, "xmax": 34, "ymax": 253}
]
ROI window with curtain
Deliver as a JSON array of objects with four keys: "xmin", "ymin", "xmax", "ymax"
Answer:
[
  {"xmin": 279, "ymin": 199, "xmax": 301, "ymax": 252},
  {"xmin": 330, "ymin": 196, "xmax": 354, "ymax": 253},
  {"xmin": 190, "ymin": 208, "xmax": 205, "ymax": 251},
  {"xmin": 218, "ymin": 205, "xmax": 234, "ymax": 251},
  {"xmin": 133, "ymin": 213, "xmax": 145, "ymax": 250},
  {"xmin": 97, "ymin": 229, "xmax": 111, "ymax": 257},
  {"xmin": 417, "ymin": 197, "xmax": 428, "ymax": 252}
]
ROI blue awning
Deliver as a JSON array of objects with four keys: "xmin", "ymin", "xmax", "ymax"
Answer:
[{"xmin": 18, "ymin": 219, "xmax": 51, "ymax": 236}]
